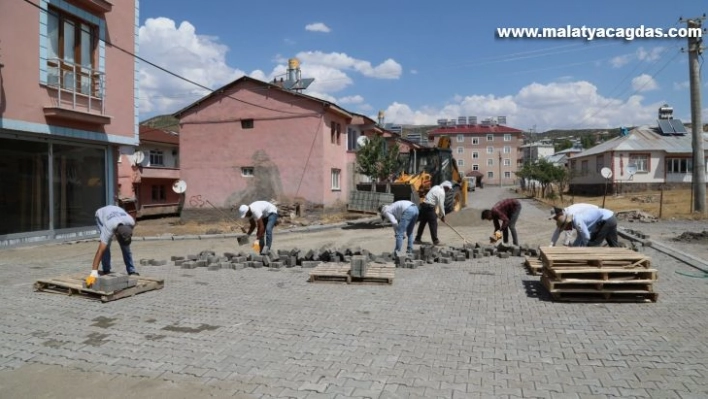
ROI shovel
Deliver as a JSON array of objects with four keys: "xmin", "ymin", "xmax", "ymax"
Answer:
[
  {"xmin": 205, "ymin": 200, "xmax": 250, "ymax": 246},
  {"xmin": 440, "ymin": 219, "xmax": 472, "ymax": 245}
]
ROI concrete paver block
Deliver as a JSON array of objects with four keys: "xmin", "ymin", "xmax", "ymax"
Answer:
[
  {"xmin": 170, "ymin": 256, "xmax": 185, "ymax": 261},
  {"xmin": 174, "ymin": 260, "xmax": 185, "ymax": 266},
  {"xmin": 195, "ymin": 260, "xmax": 207, "ymax": 267}
]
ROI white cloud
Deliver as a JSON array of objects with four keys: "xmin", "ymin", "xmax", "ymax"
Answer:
[
  {"xmin": 338, "ymin": 95, "xmax": 365, "ymax": 105},
  {"xmin": 410, "ymin": 69, "xmax": 418, "ymax": 75},
  {"xmin": 138, "ymin": 17, "xmax": 244, "ymax": 114},
  {"xmin": 381, "ymin": 80, "xmax": 664, "ymax": 131},
  {"xmin": 305, "ymin": 22, "xmax": 331, "ymax": 33},
  {"xmin": 610, "ymin": 54, "xmax": 632, "ymax": 68},
  {"xmin": 295, "ymin": 51, "xmax": 402, "ymax": 79},
  {"xmin": 636, "ymin": 46, "xmax": 664, "ymax": 62},
  {"xmin": 674, "ymin": 81, "xmax": 690, "ymax": 90},
  {"xmin": 631, "ymin": 74, "xmax": 658, "ymax": 92}
]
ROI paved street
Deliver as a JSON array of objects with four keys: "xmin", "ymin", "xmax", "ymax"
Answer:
[{"xmin": 1, "ymin": 187, "xmax": 707, "ymax": 398}]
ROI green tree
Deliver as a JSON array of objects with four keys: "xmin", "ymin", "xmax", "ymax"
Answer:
[
  {"xmin": 580, "ymin": 134, "xmax": 596, "ymax": 149},
  {"xmin": 554, "ymin": 139, "xmax": 573, "ymax": 152},
  {"xmin": 354, "ymin": 135, "xmax": 402, "ymax": 186}
]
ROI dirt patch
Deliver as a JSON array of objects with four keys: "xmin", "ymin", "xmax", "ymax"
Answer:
[
  {"xmin": 161, "ymin": 323, "xmax": 220, "ymax": 333},
  {"xmin": 672, "ymin": 231, "xmax": 708, "ymax": 243}
]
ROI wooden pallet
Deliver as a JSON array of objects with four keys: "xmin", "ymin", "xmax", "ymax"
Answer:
[
  {"xmin": 549, "ymin": 290, "xmax": 658, "ymax": 303},
  {"xmin": 523, "ymin": 256, "xmax": 543, "ymax": 276},
  {"xmin": 543, "ymin": 267, "xmax": 658, "ymax": 281},
  {"xmin": 34, "ymin": 273, "xmax": 164, "ymax": 302},
  {"xmin": 540, "ymin": 247, "xmax": 651, "ymax": 269},
  {"xmin": 541, "ymin": 275, "xmax": 657, "ymax": 302},
  {"xmin": 308, "ymin": 263, "xmax": 395, "ymax": 284}
]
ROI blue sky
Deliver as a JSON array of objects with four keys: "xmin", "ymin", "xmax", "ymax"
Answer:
[{"xmin": 137, "ymin": 0, "xmax": 706, "ymax": 131}]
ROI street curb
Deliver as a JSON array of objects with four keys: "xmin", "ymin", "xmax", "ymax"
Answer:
[{"xmin": 618, "ymin": 227, "xmax": 708, "ymax": 273}]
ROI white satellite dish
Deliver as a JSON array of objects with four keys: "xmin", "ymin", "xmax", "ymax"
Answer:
[
  {"xmin": 172, "ymin": 179, "xmax": 187, "ymax": 194},
  {"xmin": 356, "ymin": 135, "xmax": 370, "ymax": 148},
  {"xmin": 626, "ymin": 163, "xmax": 637, "ymax": 177},
  {"xmin": 132, "ymin": 151, "xmax": 145, "ymax": 166},
  {"xmin": 600, "ymin": 167, "xmax": 613, "ymax": 179}
]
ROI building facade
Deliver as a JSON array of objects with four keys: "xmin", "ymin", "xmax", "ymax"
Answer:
[
  {"xmin": 0, "ymin": 0, "xmax": 139, "ymax": 246},
  {"xmin": 428, "ymin": 119, "xmax": 524, "ymax": 186}
]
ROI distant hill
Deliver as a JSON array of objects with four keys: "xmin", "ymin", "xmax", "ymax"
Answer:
[{"xmin": 141, "ymin": 114, "xmax": 180, "ymax": 132}]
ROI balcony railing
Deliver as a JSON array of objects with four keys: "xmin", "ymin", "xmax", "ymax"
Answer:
[{"xmin": 46, "ymin": 58, "xmax": 106, "ymax": 116}]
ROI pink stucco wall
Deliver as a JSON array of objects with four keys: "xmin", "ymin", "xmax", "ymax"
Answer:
[
  {"xmin": 178, "ymin": 80, "xmax": 351, "ymax": 208},
  {"xmin": 0, "ymin": 2, "xmax": 136, "ymax": 140}
]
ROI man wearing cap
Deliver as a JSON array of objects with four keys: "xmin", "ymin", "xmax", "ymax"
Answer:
[
  {"xmin": 380, "ymin": 200, "xmax": 419, "ymax": 255},
  {"xmin": 556, "ymin": 207, "xmax": 619, "ymax": 247},
  {"xmin": 481, "ymin": 198, "xmax": 522, "ymax": 246},
  {"xmin": 239, "ymin": 200, "xmax": 279, "ymax": 254},
  {"xmin": 86, "ymin": 205, "xmax": 139, "ymax": 288},
  {"xmin": 414, "ymin": 181, "xmax": 452, "ymax": 246},
  {"xmin": 549, "ymin": 203, "xmax": 598, "ymax": 246}
]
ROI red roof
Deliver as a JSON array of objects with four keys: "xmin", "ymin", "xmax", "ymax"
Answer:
[
  {"xmin": 428, "ymin": 124, "xmax": 523, "ymax": 135},
  {"xmin": 139, "ymin": 125, "xmax": 179, "ymax": 145}
]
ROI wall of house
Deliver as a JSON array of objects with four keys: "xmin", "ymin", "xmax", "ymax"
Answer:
[{"xmin": 178, "ymin": 81, "xmax": 351, "ymax": 217}]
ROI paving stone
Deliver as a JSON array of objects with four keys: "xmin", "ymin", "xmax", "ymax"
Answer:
[
  {"xmin": 174, "ymin": 259, "xmax": 185, "ymax": 266},
  {"xmin": 232, "ymin": 263, "xmax": 245, "ymax": 270},
  {"xmin": 170, "ymin": 256, "xmax": 185, "ymax": 261},
  {"xmin": 181, "ymin": 261, "xmax": 197, "ymax": 269},
  {"xmin": 207, "ymin": 264, "xmax": 221, "ymax": 271},
  {"xmin": 149, "ymin": 259, "xmax": 167, "ymax": 266},
  {"xmin": 195, "ymin": 260, "xmax": 207, "ymax": 267}
]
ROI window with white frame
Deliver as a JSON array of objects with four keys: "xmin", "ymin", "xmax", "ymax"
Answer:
[
  {"xmin": 472, "ymin": 164, "xmax": 479, "ymax": 171},
  {"xmin": 457, "ymin": 134, "xmax": 464, "ymax": 142},
  {"xmin": 331, "ymin": 169, "xmax": 341, "ymax": 190},
  {"xmin": 486, "ymin": 134, "xmax": 494, "ymax": 141},
  {"xmin": 472, "ymin": 151, "xmax": 479, "ymax": 159},
  {"xmin": 487, "ymin": 146, "xmax": 494, "ymax": 154},
  {"xmin": 472, "ymin": 137, "xmax": 479, "ymax": 145},
  {"xmin": 503, "ymin": 145, "xmax": 511, "ymax": 154},
  {"xmin": 487, "ymin": 158, "xmax": 494, "ymax": 166},
  {"xmin": 504, "ymin": 171, "xmax": 511, "ymax": 178},
  {"xmin": 667, "ymin": 158, "xmax": 691, "ymax": 173},
  {"xmin": 487, "ymin": 171, "xmax": 494, "ymax": 178},
  {"xmin": 457, "ymin": 147, "xmax": 464, "ymax": 154},
  {"xmin": 241, "ymin": 167, "xmax": 254, "ymax": 177},
  {"xmin": 503, "ymin": 158, "xmax": 511, "ymax": 166},
  {"xmin": 628, "ymin": 154, "xmax": 649, "ymax": 172},
  {"xmin": 457, "ymin": 159, "xmax": 464, "ymax": 167},
  {"xmin": 149, "ymin": 150, "xmax": 164, "ymax": 166},
  {"xmin": 504, "ymin": 134, "xmax": 511, "ymax": 141}
]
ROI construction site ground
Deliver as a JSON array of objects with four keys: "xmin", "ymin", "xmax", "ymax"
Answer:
[{"xmin": 1, "ymin": 187, "xmax": 707, "ymax": 398}]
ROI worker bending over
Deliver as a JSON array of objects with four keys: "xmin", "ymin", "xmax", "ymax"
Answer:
[
  {"xmin": 86, "ymin": 205, "xmax": 139, "ymax": 288},
  {"xmin": 481, "ymin": 198, "xmax": 522, "ymax": 246},
  {"xmin": 239, "ymin": 200, "xmax": 279, "ymax": 254},
  {"xmin": 555, "ymin": 207, "xmax": 619, "ymax": 247},
  {"xmin": 380, "ymin": 200, "xmax": 419, "ymax": 255},
  {"xmin": 548, "ymin": 203, "xmax": 598, "ymax": 246},
  {"xmin": 414, "ymin": 181, "xmax": 452, "ymax": 246}
]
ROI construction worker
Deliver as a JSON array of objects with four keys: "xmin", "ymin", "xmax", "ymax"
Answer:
[
  {"xmin": 548, "ymin": 203, "xmax": 599, "ymax": 246},
  {"xmin": 556, "ymin": 207, "xmax": 619, "ymax": 247},
  {"xmin": 86, "ymin": 205, "xmax": 139, "ymax": 288},
  {"xmin": 239, "ymin": 200, "xmax": 279, "ymax": 254},
  {"xmin": 414, "ymin": 180, "xmax": 452, "ymax": 246},
  {"xmin": 481, "ymin": 198, "xmax": 522, "ymax": 246},
  {"xmin": 380, "ymin": 200, "xmax": 419, "ymax": 255}
]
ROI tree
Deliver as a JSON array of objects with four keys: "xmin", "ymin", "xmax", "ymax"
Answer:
[
  {"xmin": 354, "ymin": 135, "xmax": 402, "ymax": 187},
  {"xmin": 580, "ymin": 134, "xmax": 596, "ymax": 149},
  {"xmin": 554, "ymin": 139, "xmax": 573, "ymax": 152}
]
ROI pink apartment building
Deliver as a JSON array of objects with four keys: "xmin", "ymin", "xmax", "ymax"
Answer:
[
  {"xmin": 428, "ymin": 119, "xmax": 524, "ymax": 187},
  {"xmin": 174, "ymin": 76, "xmax": 355, "ymax": 218},
  {"xmin": 0, "ymin": 0, "xmax": 139, "ymax": 246}
]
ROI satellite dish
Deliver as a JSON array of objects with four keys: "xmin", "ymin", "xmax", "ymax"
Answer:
[
  {"xmin": 626, "ymin": 163, "xmax": 637, "ymax": 176},
  {"xmin": 356, "ymin": 135, "xmax": 370, "ymax": 148},
  {"xmin": 600, "ymin": 167, "xmax": 613, "ymax": 179},
  {"xmin": 172, "ymin": 179, "xmax": 187, "ymax": 194},
  {"xmin": 133, "ymin": 151, "xmax": 145, "ymax": 165}
]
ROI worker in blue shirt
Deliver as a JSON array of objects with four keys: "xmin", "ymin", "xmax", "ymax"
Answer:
[{"xmin": 556, "ymin": 207, "xmax": 619, "ymax": 247}]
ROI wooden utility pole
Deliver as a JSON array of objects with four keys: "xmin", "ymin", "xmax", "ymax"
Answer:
[{"xmin": 683, "ymin": 15, "xmax": 706, "ymax": 214}]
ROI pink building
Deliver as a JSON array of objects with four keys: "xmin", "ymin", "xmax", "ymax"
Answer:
[
  {"xmin": 0, "ymin": 0, "xmax": 139, "ymax": 246},
  {"xmin": 174, "ymin": 76, "xmax": 354, "ymax": 218},
  {"xmin": 428, "ymin": 120, "xmax": 524, "ymax": 187}
]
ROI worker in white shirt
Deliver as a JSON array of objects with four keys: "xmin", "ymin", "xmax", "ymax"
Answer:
[
  {"xmin": 380, "ymin": 200, "xmax": 420, "ymax": 255},
  {"xmin": 556, "ymin": 207, "xmax": 619, "ymax": 247},
  {"xmin": 239, "ymin": 200, "xmax": 279, "ymax": 254},
  {"xmin": 414, "ymin": 181, "xmax": 452, "ymax": 246},
  {"xmin": 548, "ymin": 203, "xmax": 598, "ymax": 246}
]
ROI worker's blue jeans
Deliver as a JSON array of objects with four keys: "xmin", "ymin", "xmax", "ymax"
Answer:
[
  {"xmin": 259, "ymin": 213, "xmax": 278, "ymax": 253},
  {"xmin": 101, "ymin": 239, "xmax": 137, "ymax": 275},
  {"xmin": 394, "ymin": 205, "xmax": 419, "ymax": 254}
]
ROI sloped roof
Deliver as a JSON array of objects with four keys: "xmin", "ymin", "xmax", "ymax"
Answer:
[
  {"xmin": 575, "ymin": 125, "xmax": 706, "ymax": 158},
  {"xmin": 172, "ymin": 76, "xmax": 352, "ymax": 120},
  {"xmin": 139, "ymin": 125, "xmax": 179, "ymax": 145},
  {"xmin": 429, "ymin": 124, "xmax": 523, "ymax": 135}
]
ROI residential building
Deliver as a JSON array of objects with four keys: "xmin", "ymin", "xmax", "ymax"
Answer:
[
  {"xmin": 545, "ymin": 147, "xmax": 584, "ymax": 167},
  {"xmin": 569, "ymin": 108, "xmax": 707, "ymax": 195},
  {"xmin": 427, "ymin": 118, "xmax": 524, "ymax": 186},
  {"xmin": 520, "ymin": 142, "xmax": 555, "ymax": 164},
  {"xmin": 173, "ymin": 74, "xmax": 354, "ymax": 219},
  {"xmin": 0, "ymin": 0, "xmax": 139, "ymax": 246}
]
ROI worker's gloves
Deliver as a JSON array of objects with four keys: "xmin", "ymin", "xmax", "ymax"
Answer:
[
  {"xmin": 85, "ymin": 270, "xmax": 99, "ymax": 288},
  {"xmin": 489, "ymin": 230, "xmax": 502, "ymax": 243},
  {"xmin": 440, "ymin": 216, "xmax": 445, "ymax": 223}
]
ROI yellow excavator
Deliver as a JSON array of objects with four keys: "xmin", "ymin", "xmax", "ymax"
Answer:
[{"xmin": 390, "ymin": 136, "xmax": 468, "ymax": 213}]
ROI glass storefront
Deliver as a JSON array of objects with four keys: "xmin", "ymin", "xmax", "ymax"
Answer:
[{"xmin": 0, "ymin": 137, "xmax": 106, "ymax": 236}]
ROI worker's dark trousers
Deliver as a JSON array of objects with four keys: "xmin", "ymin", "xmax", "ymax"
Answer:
[
  {"xmin": 588, "ymin": 216, "xmax": 619, "ymax": 247},
  {"xmin": 503, "ymin": 205, "xmax": 521, "ymax": 246},
  {"xmin": 415, "ymin": 204, "xmax": 439, "ymax": 244}
]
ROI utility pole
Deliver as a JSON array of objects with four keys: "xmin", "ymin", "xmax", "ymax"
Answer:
[
  {"xmin": 498, "ymin": 151, "xmax": 502, "ymax": 187},
  {"xmin": 683, "ymin": 15, "xmax": 706, "ymax": 214}
]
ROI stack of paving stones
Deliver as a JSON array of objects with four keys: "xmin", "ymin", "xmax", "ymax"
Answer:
[
  {"xmin": 621, "ymin": 228, "xmax": 651, "ymax": 252},
  {"xmin": 166, "ymin": 242, "xmax": 538, "ymax": 272},
  {"xmin": 82, "ymin": 274, "xmax": 138, "ymax": 291}
]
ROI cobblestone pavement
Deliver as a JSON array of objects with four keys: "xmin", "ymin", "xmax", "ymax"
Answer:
[{"xmin": 1, "ymin": 187, "xmax": 707, "ymax": 398}]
